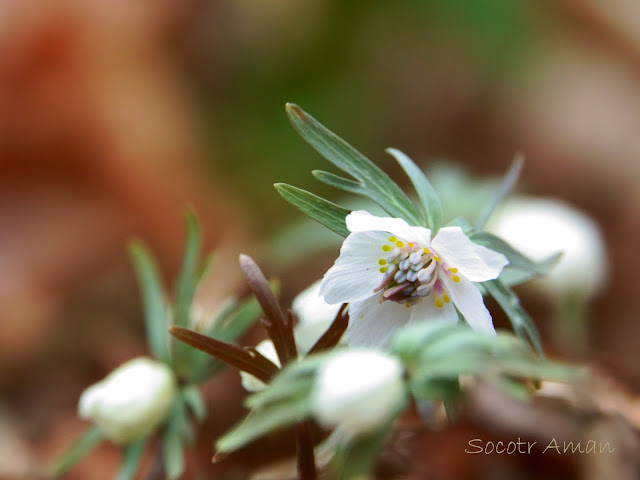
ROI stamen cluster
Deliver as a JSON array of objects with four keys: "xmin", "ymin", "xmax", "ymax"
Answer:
[{"xmin": 375, "ymin": 236, "xmax": 459, "ymax": 308}]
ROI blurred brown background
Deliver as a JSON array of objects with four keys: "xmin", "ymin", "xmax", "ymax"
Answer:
[{"xmin": 1, "ymin": 0, "xmax": 639, "ymax": 478}]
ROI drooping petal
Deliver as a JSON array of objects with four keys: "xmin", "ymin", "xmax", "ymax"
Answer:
[
  {"xmin": 409, "ymin": 294, "xmax": 458, "ymax": 325},
  {"xmin": 431, "ymin": 226, "xmax": 508, "ymax": 282},
  {"xmin": 346, "ymin": 211, "xmax": 431, "ymax": 245},
  {"xmin": 321, "ymin": 231, "xmax": 389, "ymax": 304},
  {"xmin": 440, "ymin": 274, "xmax": 496, "ymax": 335},
  {"xmin": 346, "ymin": 295, "xmax": 412, "ymax": 349}
]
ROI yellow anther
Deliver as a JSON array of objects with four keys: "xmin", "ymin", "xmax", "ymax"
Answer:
[
  {"xmin": 423, "ymin": 247, "xmax": 430, "ymax": 254},
  {"xmin": 388, "ymin": 236, "xmax": 397, "ymax": 242},
  {"xmin": 452, "ymin": 275, "xmax": 460, "ymax": 283},
  {"xmin": 382, "ymin": 245, "xmax": 393, "ymax": 252},
  {"xmin": 378, "ymin": 259, "xmax": 387, "ymax": 265},
  {"xmin": 408, "ymin": 242, "xmax": 415, "ymax": 248},
  {"xmin": 450, "ymin": 268, "xmax": 458, "ymax": 273},
  {"xmin": 396, "ymin": 241, "xmax": 404, "ymax": 247},
  {"xmin": 405, "ymin": 302, "xmax": 411, "ymax": 309},
  {"xmin": 436, "ymin": 298, "xmax": 444, "ymax": 309},
  {"xmin": 433, "ymin": 256, "xmax": 440, "ymax": 262},
  {"xmin": 380, "ymin": 266, "xmax": 388, "ymax": 273},
  {"xmin": 443, "ymin": 293, "xmax": 450, "ymax": 303}
]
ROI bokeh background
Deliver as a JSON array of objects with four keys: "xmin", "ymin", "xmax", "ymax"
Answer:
[{"xmin": 2, "ymin": 0, "xmax": 640, "ymax": 478}]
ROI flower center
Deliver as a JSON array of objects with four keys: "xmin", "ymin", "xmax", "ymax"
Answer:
[{"xmin": 374, "ymin": 236, "xmax": 459, "ymax": 309}]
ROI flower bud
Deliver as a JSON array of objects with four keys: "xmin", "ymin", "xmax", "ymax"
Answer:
[
  {"xmin": 292, "ymin": 280, "xmax": 344, "ymax": 354},
  {"xmin": 239, "ymin": 339, "xmax": 281, "ymax": 392},
  {"xmin": 312, "ymin": 350, "xmax": 406, "ymax": 435},
  {"xmin": 488, "ymin": 197, "xmax": 608, "ymax": 299},
  {"xmin": 78, "ymin": 357, "xmax": 178, "ymax": 444}
]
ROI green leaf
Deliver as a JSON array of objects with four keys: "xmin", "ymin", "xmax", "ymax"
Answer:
[
  {"xmin": 312, "ymin": 170, "xmax": 367, "ymax": 195},
  {"xmin": 172, "ymin": 211, "xmax": 206, "ymax": 375},
  {"xmin": 285, "ymin": 103, "xmax": 424, "ymax": 226},
  {"xmin": 395, "ymin": 321, "xmax": 578, "ymax": 420},
  {"xmin": 244, "ymin": 356, "xmax": 322, "ymax": 410},
  {"xmin": 274, "ymin": 183, "xmax": 351, "ymax": 237},
  {"xmin": 391, "ymin": 321, "xmax": 460, "ymax": 365},
  {"xmin": 386, "ymin": 148, "xmax": 442, "ymax": 231},
  {"xmin": 183, "ymin": 385, "xmax": 207, "ymax": 422},
  {"xmin": 48, "ymin": 426, "xmax": 103, "ymax": 477},
  {"xmin": 164, "ymin": 400, "xmax": 188, "ymax": 480},
  {"xmin": 498, "ymin": 252, "xmax": 562, "ymax": 287},
  {"xmin": 483, "ymin": 279, "xmax": 545, "ymax": 357},
  {"xmin": 128, "ymin": 242, "xmax": 171, "ymax": 363},
  {"xmin": 216, "ymin": 356, "xmax": 323, "ymax": 454},
  {"xmin": 445, "ymin": 216, "xmax": 474, "ymax": 234},
  {"xmin": 330, "ymin": 424, "xmax": 393, "ymax": 480},
  {"xmin": 476, "ymin": 153, "xmax": 524, "ymax": 229},
  {"xmin": 116, "ymin": 438, "xmax": 148, "ymax": 480},
  {"xmin": 174, "ymin": 210, "xmax": 202, "ymax": 328},
  {"xmin": 216, "ymin": 400, "xmax": 311, "ymax": 454}
]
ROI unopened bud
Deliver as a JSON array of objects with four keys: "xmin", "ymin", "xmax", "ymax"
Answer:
[
  {"xmin": 78, "ymin": 357, "xmax": 177, "ymax": 444},
  {"xmin": 312, "ymin": 350, "xmax": 406, "ymax": 434}
]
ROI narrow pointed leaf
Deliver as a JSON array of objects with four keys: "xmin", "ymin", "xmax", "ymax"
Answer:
[
  {"xmin": 128, "ymin": 242, "xmax": 170, "ymax": 363},
  {"xmin": 286, "ymin": 104, "xmax": 423, "ymax": 225},
  {"xmin": 312, "ymin": 170, "xmax": 365, "ymax": 195},
  {"xmin": 183, "ymin": 385, "xmax": 207, "ymax": 422},
  {"xmin": 48, "ymin": 426, "xmax": 103, "ymax": 476},
  {"xmin": 483, "ymin": 279, "xmax": 545, "ymax": 356},
  {"xmin": 116, "ymin": 438, "xmax": 148, "ymax": 480},
  {"xmin": 476, "ymin": 153, "xmax": 524, "ymax": 229},
  {"xmin": 275, "ymin": 183, "xmax": 350, "ymax": 237},
  {"xmin": 331, "ymin": 424, "xmax": 393, "ymax": 480},
  {"xmin": 164, "ymin": 402, "xmax": 186, "ymax": 480},
  {"xmin": 174, "ymin": 210, "xmax": 202, "ymax": 327},
  {"xmin": 386, "ymin": 148, "xmax": 442, "ymax": 230},
  {"xmin": 498, "ymin": 252, "xmax": 562, "ymax": 287},
  {"xmin": 216, "ymin": 400, "xmax": 311, "ymax": 453}
]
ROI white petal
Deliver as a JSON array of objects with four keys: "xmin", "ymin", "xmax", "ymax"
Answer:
[
  {"xmin": 440, "ymin": 274, "xmax": 496, "ymax": 335},
  {"xmin": 321, "ymin": 231, "xmax": 389, "ymax": 304},
  {"xmin": 409, "ymin": 295, "xmax": 458, "ymax": 325},
  {"xmin": 346, "ymin": 296, "xmax": 412, "ymax": 349},
  {"xmin": 346, "ymin": 211, "xmax": 431, "ymax": 245},
  {"xmin": 292, "ymin": 280, "xmax": 342, "ymax": 326},
  {"xmin": 431, "ymin": 227, "xmax": 508, "ymax": 282}
]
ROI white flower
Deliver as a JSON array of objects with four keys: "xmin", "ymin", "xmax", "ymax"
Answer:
[
  {"xmin": 78, "ymin": 357, "xmax": 178, "ymax": 444},
  {"xmin": 239, "ymin": 339, "xmax": 281, "ymax": 392},
  {"xmin": 291, "ymin": 280, "xmax": 344, "ymax": 354},
  {"xmin": 312, "ymin": 349, "xmax": 405, "ymax": 435},
  {"xmin": 320, "ymin": 211, "xmax": 508, "ymax": 348},
  {"xmin": 240, "ymin": 281, "xmax": 344, "ymax": 392},
  {"xmin": 487, "ymin": 197, "xmax": 608, "ymax": 299}
]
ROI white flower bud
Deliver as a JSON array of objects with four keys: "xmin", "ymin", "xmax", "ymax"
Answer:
[
  {"xmin": 312, "ymin": 350, "xmax": 406, "ymax": 435},
  {"xmin": 292, "ymin": 280, "xmax": 342, "ymax": 327},
  {"xmin": 78, "ymin": 357, "xmax": 178, "ymax": 444},
  {"xmin": 488, "ymin": 197, "xmax": 609, "ymax": 299},
  {"xmin": 292, "ymin": 280, "xmax": 344, "ymax": 354},
  {"xmin": 239, "ymin": 339, "xmax": 281, "ymax": 392}
]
